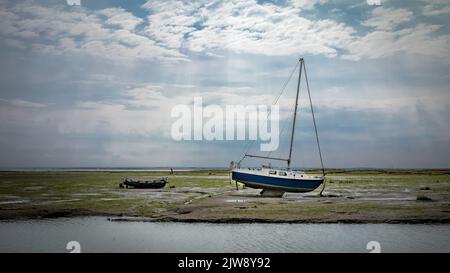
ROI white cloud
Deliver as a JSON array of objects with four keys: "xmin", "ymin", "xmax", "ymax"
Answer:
[
  {"xmin": 99, "ymin": 8, "xmax": 143, "ymax": 30},
  {"xmin": 1, "ymin": 82, "xmax": 449, "ymax": 167},
  {"xmin": 120, "ymin": 0, "xmax": 353, "ymax": 59},
  {"xmin": 340, "ymin": 5, "xmax": 450, "ymax": 61},
  {"xmin": 342, "ymin": 24, "xmax": 450, "ymax": 61},
  {"xmin": 0, "ymin": 98, "xmax": 47, "ymax": 108},
  {"xmin": 3, "ymin": 82, "xmax": 449, "ymax": 140},
  {"xmin": 139, "ymin": 0, "xmax": 450, "ymax": 62},
  {"xmin": 424, "ymin": 5, "xmax": 450, "ymax": 15},
  {"xmin": 362, "ymin": 7, "xmax": 413, "ymax": 30},
  {"xmin": 143, "ymin": 1, "xmax": 201, "ymax": 50},
  {"xmin": 0, "ymin": 0, "xmax": 449, "ymax": 64},
  {"xmin": 290, "ymin": 0, "xmax": 329, "ymax": 10},
  {"xmin": 422, "ymin": 0, "xmax": 450, "ymax": 16},
  {"xmin": 0, "ymin": 2, "xmax": 188, "ymax": 63},
  {"xmin": 314, "ymin": 86, "xmax": 450, "ymax": 113}
]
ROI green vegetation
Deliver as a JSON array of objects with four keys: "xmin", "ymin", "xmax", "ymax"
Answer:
[
  {"xmin": 0, "ymin": 170, "xmax": 230, "ymax": 219},
  {"xmin": 0, "ymin": 169, "xmax": 449, "ymax": 223}
]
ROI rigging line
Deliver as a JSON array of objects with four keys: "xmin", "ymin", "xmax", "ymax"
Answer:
[
  {"xmin": 266, "ymin": 103, "xmax": 296, "ymax": 159},
  {"xmin": 272, "ymin": 61, "xmax": 300, "ymax": 106},
  {"xmin": 237, "ymin": 60, "xmax": 300, "ymax": 163},
  {"xmin": 303, "ymin": 60, "xmax": 325, "ymax": 177},
  {"xmin": 241, "ymin": 61, "xmax": 299, "ymax": 157}
]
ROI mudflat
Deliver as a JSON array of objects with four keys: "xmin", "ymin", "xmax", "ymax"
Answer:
[{"xmin": 0, "ymin": 169, "xmax": 449, "ymax": 223}]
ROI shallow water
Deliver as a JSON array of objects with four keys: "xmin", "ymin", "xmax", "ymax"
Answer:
[{"xmin": 0, "ymin": 217, "xmax": 449, "ymax": 253}]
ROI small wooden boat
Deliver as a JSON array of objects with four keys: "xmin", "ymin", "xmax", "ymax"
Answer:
[{"xmin": 120, "ymin": 177, "xmax": 167, "ymax": 189}]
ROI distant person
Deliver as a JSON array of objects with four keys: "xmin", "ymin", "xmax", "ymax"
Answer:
[{"xmin": 170, "ymin": 168, "xmax": 174, "ymax": 175}]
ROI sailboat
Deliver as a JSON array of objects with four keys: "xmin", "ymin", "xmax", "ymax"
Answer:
[{"xmin": 231, "ymin": 58, "xmax": 325, "ymax": 196}]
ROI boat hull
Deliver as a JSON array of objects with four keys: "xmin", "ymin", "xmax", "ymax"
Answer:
[
  {"xmin": 232, "ymin": 170, "xmax": 323, "ymax": 193},
  {"xmin": 122, "ymin": 179, "xmax": 167, "ymax": 189},
  {"xmin": 124, "ymin": 181, "xmax": 166, "ymax": 189}
]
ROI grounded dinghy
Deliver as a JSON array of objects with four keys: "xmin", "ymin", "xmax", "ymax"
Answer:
[
  {"xmin": 120, "ymin": 177, "xmax": 167, "ymax": 189},
  {"xmin": 231, "ymin": 58, "xmax": 326, "ymax": 196}
]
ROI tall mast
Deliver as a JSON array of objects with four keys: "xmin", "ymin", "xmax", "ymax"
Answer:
[{"xmin": 287, "ymin": 58, "xmax": 303, "ymax": 168}]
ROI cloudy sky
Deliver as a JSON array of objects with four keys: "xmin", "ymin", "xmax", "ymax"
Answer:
[{"xmin": 0, "ymin": 0, "xmax": 449, "ymax": 168}]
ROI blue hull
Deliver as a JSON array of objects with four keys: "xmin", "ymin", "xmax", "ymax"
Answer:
[{"xmin": 232, "ymin": 171, "xmax": 323, "ymax": 193}]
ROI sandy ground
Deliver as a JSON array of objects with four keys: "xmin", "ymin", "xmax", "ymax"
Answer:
[{"xmin": 137, "ymin": 187, "xmax": 450, "ymax": 223}]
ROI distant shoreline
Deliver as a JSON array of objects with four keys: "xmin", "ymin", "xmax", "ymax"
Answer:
[
  {"xmin": 0, "ymin": 167, "xmax": 228, "ymax": 172},
  {"xmin": 1, "ymin": 168, "xmax": 450, "ymax": 172}
]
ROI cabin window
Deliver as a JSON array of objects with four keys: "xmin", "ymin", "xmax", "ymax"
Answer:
[
  {"xmin": 279, "ymin": 171, "xmax": 287, "ymax": 176},
  {"xmin": 269, "ymin": 170, "xmax": 277, "ymax": 175}
]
